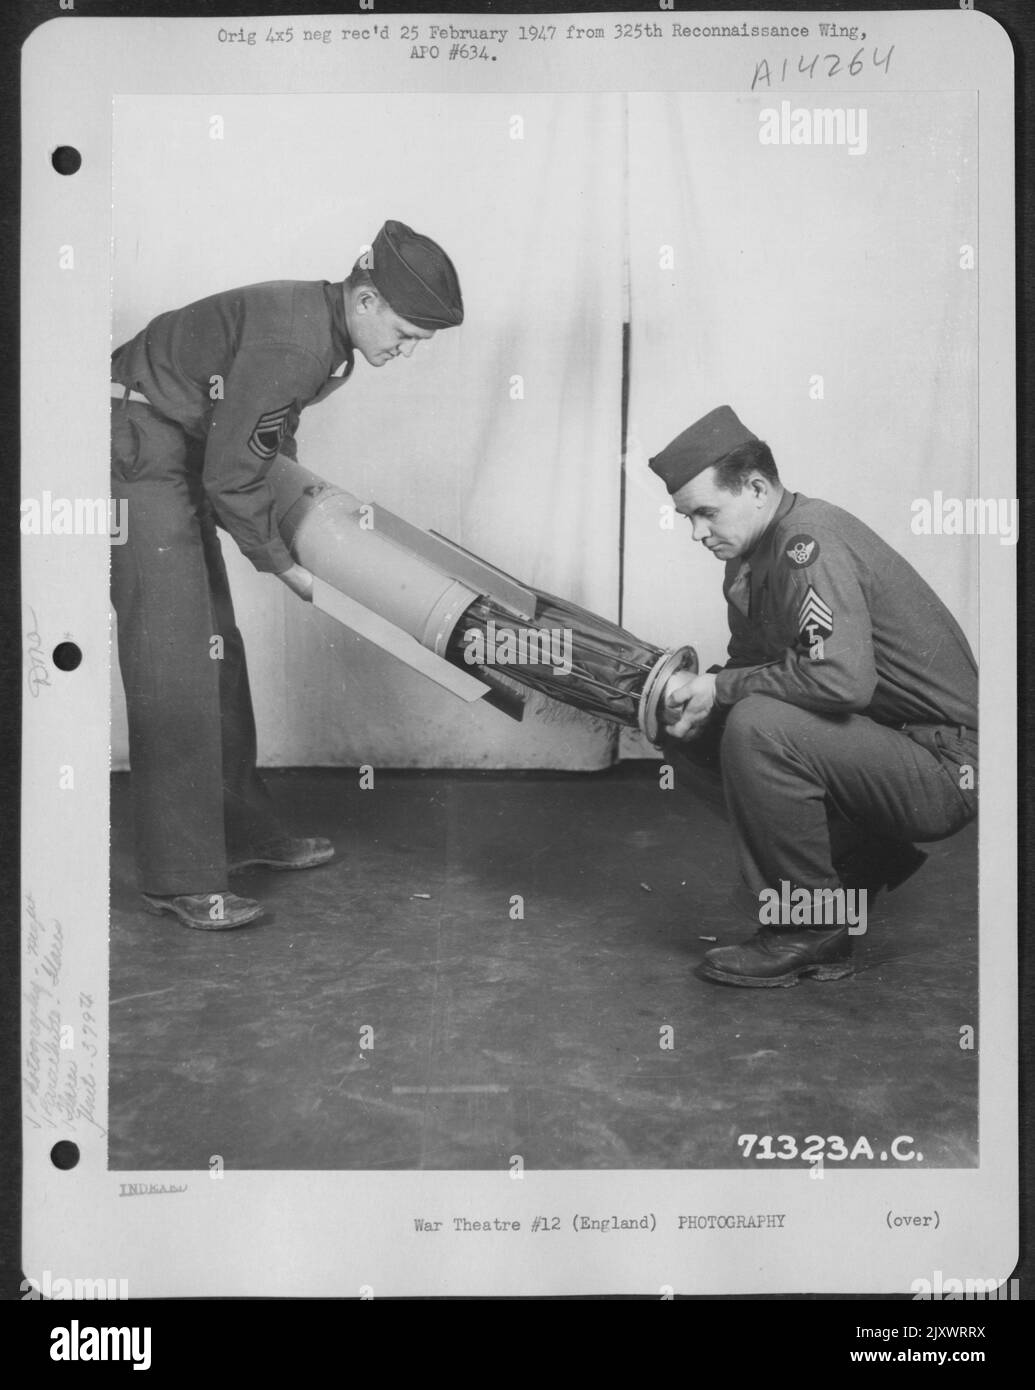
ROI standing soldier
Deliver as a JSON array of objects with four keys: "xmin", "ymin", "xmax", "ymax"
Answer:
[
  {"xmin": 111, "ymin": 221, "xmax": 464, "ymax": 929},
  {"xmin": 652, "ymin": 406, "xmax": 978, "ymax": 986}
]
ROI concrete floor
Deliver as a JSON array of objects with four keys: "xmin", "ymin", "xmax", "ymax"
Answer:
[{"xmin": 108, "ymin": 766, "xmax": 978, "ymax": 1171}]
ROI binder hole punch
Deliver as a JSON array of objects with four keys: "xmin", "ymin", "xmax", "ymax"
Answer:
[
  {"xmin": 52, "ymin": 641, "xmax": 82, "ymax": 671},
  {"xmin": 51, "ymin": 145, "xmax": 81, "ymax": 175},
  {"xmin": 50, "ymin": 1141, "xmax": 80, "ymax": 1170}
]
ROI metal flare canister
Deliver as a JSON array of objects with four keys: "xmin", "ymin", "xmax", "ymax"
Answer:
[{"xmin": 270, "ymin": 456, "xmax": 697, "ymax": 743}]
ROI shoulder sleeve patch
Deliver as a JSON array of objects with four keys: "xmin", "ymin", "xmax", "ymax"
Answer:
[{"xmin": 784, "ymin": 534, "xmax": 820, "ymax": 568}]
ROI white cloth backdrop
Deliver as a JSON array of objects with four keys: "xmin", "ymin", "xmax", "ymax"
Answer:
[
  {"xmin": 619, "ymin": 91, "xmax": 978, "ymax": 756},
  {"xmin": 111, "ymin": 91, "xmax": 977, "ymax": 770},
  {"xmin": 111, "ymin": 94, "xmax": 625, "ymax": 769}
]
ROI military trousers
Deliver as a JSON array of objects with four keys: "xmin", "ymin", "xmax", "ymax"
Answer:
[
  {"xmin": 110, "ymin": 399, "xmax": 282, "ymax": 894},
  {"xmin": 670, "ymin": 694, "xmax": 977, "ymax": 897}
]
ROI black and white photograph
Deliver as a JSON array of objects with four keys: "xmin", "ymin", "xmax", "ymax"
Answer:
[{"xmin": 15, "ymin": 1, "xmax": 1022, "ymax": 1310}]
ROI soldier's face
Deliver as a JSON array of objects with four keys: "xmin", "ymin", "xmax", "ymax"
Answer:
[
  {"xmin": 348, "ymin": 291, "xmax": 436, "ymax": 367},
  {"xmin": 674, "ymin": 470, "xmax": 771, "ymax": 561}
]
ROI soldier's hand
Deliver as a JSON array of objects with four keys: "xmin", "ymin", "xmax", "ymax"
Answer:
[
  {"xmin": 276, "ymin": 563, "xmax": 315, "ymax": 602},
  {"xmin": 662, "ymin": 672, "xmax": 696, "ymax": 720},
  {"xmin": 663, "ymin": 673, "xmax": 717, "ymax": 740}
]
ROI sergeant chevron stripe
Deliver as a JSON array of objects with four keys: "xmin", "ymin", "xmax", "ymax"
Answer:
[
  {"xmin": 798, "ymin": 585, "xmax": 833, "ymax": 640},
  {"xmin": 247, "ymin": 404, "xmax": 292, "ymax": 461}
]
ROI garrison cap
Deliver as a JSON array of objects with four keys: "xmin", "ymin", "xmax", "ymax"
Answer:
[
  {"xmin": 367, "ymin": 220, "xmax": 464, "ymax": 330},
  {"xmin": 649, "ymin": 406, "xmax": 759, "ymax": 494}
]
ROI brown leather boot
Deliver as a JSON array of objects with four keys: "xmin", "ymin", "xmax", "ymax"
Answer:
[
  {"xmin": 699, "ymin": 925, "xmax": 854, "ymax": 988},
  {"xmin": 228, "ymin": 836, "xmax": 335, "ymax": 872},
  {"xmin": 141, "ymin": 892, "xmax": 265, "ymax": 930}
]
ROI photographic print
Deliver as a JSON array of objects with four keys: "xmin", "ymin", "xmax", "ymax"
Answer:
[{"xmin": 19, "ymin": 4, "xmax": 1018, "ymax": 1301}]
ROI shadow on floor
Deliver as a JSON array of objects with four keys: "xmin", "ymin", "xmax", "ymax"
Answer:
[{"xmin": 108, "ymin": 765, "xmax": 978, "ymax": 1171}]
